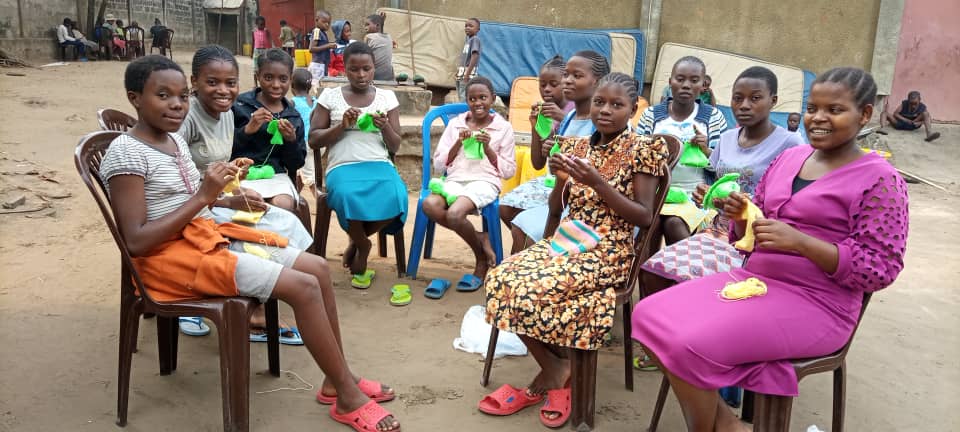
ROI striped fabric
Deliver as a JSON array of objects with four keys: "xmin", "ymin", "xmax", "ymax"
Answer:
[
  {"xmin": 549, "ymin": 219, "xmax": 602, "ymax": 257},
  {"xmin": 100, "ymin": 133, "xmax": 208, "ymax": 221}
]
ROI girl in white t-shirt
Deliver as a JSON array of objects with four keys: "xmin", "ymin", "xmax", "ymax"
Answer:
[{"xmin": 309, "ymin": 42, "xmax": 408, "ymax": 289}]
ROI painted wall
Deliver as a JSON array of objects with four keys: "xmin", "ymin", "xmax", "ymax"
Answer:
[
  {"xmin": 658, "ymin": 0, "xmax": 881, "ymax": 73},
  {"xmin": 889, "ymin": 0, "xmax": 960, "ymax": 122},
  {"xmin": 259, "ymin": 0, "xmax": 314, "ymax": 48}
]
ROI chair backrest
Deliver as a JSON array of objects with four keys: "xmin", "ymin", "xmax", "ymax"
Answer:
[
  {"xmin": 74, "ymin": 130, "xmax": 161, "ymax": 306},
  {"xmin": 616, "ymin": 134, "xmax": 682, "ymax": 301},
  {"xmin": 507, "ymin": 76, "xmax": 539, "ymax": 134},
  {"xmin": 419, "ymin": 103, "xmax": 470, "ymax": 191},
  {"xmin": 630, "ymin": 96, "xmax": 651, "ymax": 129},
  {"xmin": 163, "ymin": 29, "xmax": 174, "ymax": 48},
  {"xmin": 97, "ymin": 108, "xmax": 137, "ymax": 132}
]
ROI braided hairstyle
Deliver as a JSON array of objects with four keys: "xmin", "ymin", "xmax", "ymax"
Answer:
[
  {"xmin": 735, "ymin": 66, "xmax": 778, "ymax": 95},
  {"xmin": 814, "ymin": 67, "xmax": 877, "ymax": 109},
  {"xmin": 540, "ymin": 55, "xmax": 565, "ymax": 74},
  {"xmin": 597, "ymin": 72, "xmax": 639, "ymax": 101},
  {"xmin": 124, "ymin": 55, "xmax": 183, "ymax": 93},
  {"xmin": 571, "ymin": 50, "xmax": 611, "ymax": 79},
  {"xmin": 256, "ymin": 48, "xmax": 294, "ymax": 73},
  {"xmin": 366, "ymin": 14, "xmax": 384, "ymax": 30},
  {"xmin": 191, "ymin": 44, "xmax": 238, "ymax": 77}
]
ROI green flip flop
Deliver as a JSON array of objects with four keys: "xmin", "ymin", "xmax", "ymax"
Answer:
[
  {"xmin": 390, "ymin": 284, "xmax": 412, "ymax": 306},
  {"xmin": 633, "ymin": 355, "xmax": 659, "ymax": 371},
  {"xmin": 350, "ymin": 269, "xmax": 376, "ymax": 289}
]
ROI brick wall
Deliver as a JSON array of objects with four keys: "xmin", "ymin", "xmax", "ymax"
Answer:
[{"xmin": 104, "ymin": 0, "xmax": 205, "ymax": 46}]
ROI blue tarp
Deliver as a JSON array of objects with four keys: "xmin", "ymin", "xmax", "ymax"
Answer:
[{"xmin": 477, "ymin": 22, "xmax": 643, "ymax": 97}]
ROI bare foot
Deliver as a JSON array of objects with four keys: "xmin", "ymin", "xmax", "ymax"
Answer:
[
  {"xmin": 715, "ymin": 398, "xmax": 751, "ymax": 432},
  {"xmin": 349, "ymin": 237, "xmax": 373, "ymax": 275},
  {"xmin": 334, "ymin": 392, "xmax": 400, "ymax": 431},
  {"xmin": 320, "ymin": 375, "xmax": 394, "ymax": 400},
  {"xmin": 473, "ymin": 231, "xmax": 496, "ymax": 279},
  {"xmin": 342, "ymin": 241, "xmax": 357, "ymax": 269}
]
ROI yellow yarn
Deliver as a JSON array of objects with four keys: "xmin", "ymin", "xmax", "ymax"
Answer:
[
  {"xmin": 720, "ymin": 277, "xmax": 767, "ymax": 300},
  {"xmin": 243, "ymin": 243, "xmax": 272, "ymax": 259},
  {"xmin": 223, "ymin": 176, "xmax": 242, "ymax": 194},
  {"xmin": 733, "ymin": 201, "xmax": 763, "ymax": 252},
  {"xmin": 232, "ymin": 210, "xmax": 265, "ymax": 224}
]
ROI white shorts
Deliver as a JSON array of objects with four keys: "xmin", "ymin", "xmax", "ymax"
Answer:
[
  {"xmin": 443, "ymin": 180, "xmax": 499, "ymax": 210},
  {"xmin": 308, "ymin": 62, "xmax": 326, "ymax": 85},
  {"xmin": 241, "ymin": 174, "xmax": 299, "ymax": 200},
  {"xmin": 229, "ymin": 242, "xmax": 302, "ymax": 303}
]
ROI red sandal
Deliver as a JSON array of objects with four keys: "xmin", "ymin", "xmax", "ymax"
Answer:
[
  {"xmin": 478, "ymin": 384, "xmax": 543, "ymax": 416},
  {"xmin": 329, "ymin": 400, "xmax": 400, "ymax": 432},
  {"xmin": 539, "ymin": 387, "xmax": 571, "ymax": 428},
  {"xmin": 317, "ymin": 377, "xmax": 396, "ymax": 405}
]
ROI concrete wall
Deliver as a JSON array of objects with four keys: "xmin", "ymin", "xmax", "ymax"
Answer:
[
  {"xmin": 316, "ymin": 0, "xmax": 643, "ymax": 34},
  {"xmin": 658, "ymin": 0, "xmax": 881, "ymax": 74},
  {"xmin": 889, "ymin": 0, "xmax": 960, "ymax": 122}
]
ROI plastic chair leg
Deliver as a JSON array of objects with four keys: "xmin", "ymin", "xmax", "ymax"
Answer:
[
  {"xmin": 570, "ymin": 349, "xmax": 598, "ymax": 431},
  {"xmin": 393, "ymin": 231, "xmax": 406, "ymax": 277},
  {"xmin": 116, "ymin": 292, "xmax": 141, "ymax": 426},
  {"xmin": 157, "ymin": 315, "xmax": 178, "ymax": 375},
  {"xmin": 217, "ymin": 301, "xmax": 252, "ymax": 432},
  {"xmin": 311, "ymin": 194, "xmax": 331, "ymax": 257},
  {"xmin": 480, "ymin": 327, "xmax": 499, "ymax": 387},
  {"xmin": 377, "ymin": 231, "xmax": 388, "ymax": 258},
  {"xmin": 832, "ymin": 364, "xmax": 846, "ymax": 432},
  {"xmin": 622, "ymin": 299, "xmax": 634, "ymax": 391},
  {"xmin": 405, "ymin": 199, "xmax": 430, "ymax": 279},
  {"xmin": 648, "ymin": 375, "xmax": 670, "ymax": 432},
  {"xmin": 742, "ymin": 390, "xmax": 755, "ymax": 422},
  {"xmin": 264, "ymin": 298, "xmax": 280, "ymax": 377},
  {"xmin": 481, "ymin": 204, "xmax": 504, "ymax": 264},
  {"xmin": 752, "ymin": 393, "xmax": 793, "ymax": 432},
  {"xmin": 424, "ymin": 222, "xmax": 436, "ymax": 259}
]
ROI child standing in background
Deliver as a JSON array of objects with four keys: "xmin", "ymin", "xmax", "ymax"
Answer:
[
  {"xmin": 787, "ymin": 112, "xmax": 803, "ymax": 138},
  {"xmin": 456, "ymin": 18, "xmax": 482, "ymax": 101},
  {"xmin": 363, "ymin": 13, "xmax": 395, "ymax": 81},
  {"xmin": 279, "ymin": 19, "xmax": 296, "ymax": 56},
  {"xmin": 327, "ymin": 20, "xmax": 355, "ymax": 77},
  {"xmin": 291, "ymin": 68, "xmax": 319, "ymax": 198},
  {"xmin": 309, "ymin": 10, "xmax": 336, "ymax": 85},
  {"xmin": 252, "ymin": 16, "xmax": 273, "ymax": 83}
]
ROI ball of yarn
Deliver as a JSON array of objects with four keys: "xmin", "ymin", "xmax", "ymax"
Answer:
[{"xmin": 246, "ymin": 165, "xmax": 275, "ymax": 180}]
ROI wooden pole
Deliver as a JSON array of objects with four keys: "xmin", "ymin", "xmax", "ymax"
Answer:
[
  {"xmin": 217, "ymin": 0, "xmax": 223, "ymax": 45},
  {"xmin": 16, "ymin": 0, "xmax": 24, "ymax": 37}
]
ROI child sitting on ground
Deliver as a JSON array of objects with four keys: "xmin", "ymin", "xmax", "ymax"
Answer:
[
  {"xmin": 424, "ymin": 76, "xmax": 516, "ymax": 292},
  {"xmin": 291, "ymin": 68, "xmax": 319, "ymax": 198},
  {"xmin": 232, "ymin": 48, "xmax": 306, "ymax": 213},
  {"xmin": 878, "ymin": 90, "xmax": 940, "ymax": 142},
  {"xmin": 363, "ymin": 13, "xmax": 395, "ymax": 81},
  {"xmin": 101, "ymin": 55, "xmax": 400, "ymax": 432}
]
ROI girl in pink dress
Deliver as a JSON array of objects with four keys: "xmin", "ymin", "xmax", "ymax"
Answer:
[{"xmin": 631, "ymin": 67, "xmax": 909, "ymax": 431}]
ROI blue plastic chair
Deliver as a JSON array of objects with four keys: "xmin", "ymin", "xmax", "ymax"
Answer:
[{"xmin": 405, "ymin": 103, "xmax": 504, "ymax": 279}]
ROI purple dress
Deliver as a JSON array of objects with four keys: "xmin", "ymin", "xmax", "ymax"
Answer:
[{"xmin": 631, "ymin": 146, "xmax": 909, "ymax": 396}]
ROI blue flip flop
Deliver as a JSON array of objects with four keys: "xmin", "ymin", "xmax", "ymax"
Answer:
[
  {"xmin": 456, "ymin": 274, "xmax": 483, "ymax": 292},
  {"xmin": 179, "ymin": 317, "xmax": 211, "ymax": 336},
  {"xmin": 279, "ymin": 327, "xmax": 304, "ymax": 345},
  {"xmin": 249, "ymin": 330, "xmax": 268, "ymax": 343},
  {"xmin": 424, "ymin": 278, "xmax": 451, "ymax": 299}
]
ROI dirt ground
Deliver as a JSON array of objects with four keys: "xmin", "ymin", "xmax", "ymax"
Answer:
[{"xmin": 0, "ymin": 56, "xmax": 958, "ymax": 432}]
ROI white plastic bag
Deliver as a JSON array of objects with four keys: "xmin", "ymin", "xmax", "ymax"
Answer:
[{"xmin": 453, "ymin": 305, "xmax": 527, "ymax": 359}]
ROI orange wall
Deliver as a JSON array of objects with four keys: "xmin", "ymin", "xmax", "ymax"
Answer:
[
  {"xmin": 889, "ymin": 0, "xmax": 960, "ymax": 122},
  {"xmin": 259, "ymin": 0, "xmax": 315, "ymax": 48}
]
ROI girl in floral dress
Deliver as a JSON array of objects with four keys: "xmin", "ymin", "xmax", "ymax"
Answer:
[{"xmin": 480, "ymin": 73, "xmax": 669, "ymax": 428}]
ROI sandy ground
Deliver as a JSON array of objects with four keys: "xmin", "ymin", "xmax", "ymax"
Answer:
[{"xmin": 1, "ymin": 56, "xmax": 959, "ymax": 432}]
